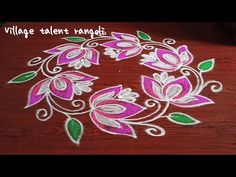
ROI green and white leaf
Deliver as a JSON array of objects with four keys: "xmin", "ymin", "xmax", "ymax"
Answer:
[
  {"xmin": 137, "ymin": 31, "xmax": 151, "ymax": 41},
  {"xmin": 65, "ymin": 118, "xmax": 84, "ymax": 145},
  {"xmin": 198, "ymin": 59, "xmax": 215, "ymax": 73},
  {"xmin": 167, "ymin": 112, "xmax": 201, "ymax": 125},
  {"xmin": 63, "ymin": 36, "xmax": 86, "ymax": 42},
  {"xmin": 8, "ymin": 71, "xmax": 37, "ymax": 84}
]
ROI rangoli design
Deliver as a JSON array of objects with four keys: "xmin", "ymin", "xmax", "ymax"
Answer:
[{"xmin": 8, "ymin": 31, "xmax": 223, "ymax": 145}]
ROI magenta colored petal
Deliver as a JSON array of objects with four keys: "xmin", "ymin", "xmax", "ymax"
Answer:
[
  {"xmin": 101, "ymin": 40, "xmax": 123, "ymax": 49},
  {"xmin": 89, "ymin": 85, "xmax": 122, "ymax": 106},
  {"xmin": 177, "ymin": 45, "xmax": 188, "ymax": 54},
  {"xmin": 26, "ymin": 79, "xmax": 49, "ymax": 108},
  {"xmin": 117, "ymin": 47, "xmax": 142, "ymax": 60},
  {"xmin": 57, "ymin": 48, "xmax": 85, "ymax": 65},
  {"xmin": 85, "ymin": 48, "xmax": 99, "ymax": 65},
  {"xmin": 62, "ymin": 71, "xmax": 97, "ymax": 81},
  {"xmin": 95, "ymin": 99, "xmax": 145, "ymax": 119},
  {"xmin": 163, "ymin": 76, "xmax": 192, "ymax": 100},
  {"xmin": 141, "ymin": 75, "xmax": 164, "ymax": 100},
  {"xmin": 111, "ymin": 32, "xmax": 124, "ymax": 39},
  {"xmin": 101, "ymin": 40, "xmax": 136, "ymax": 50},
  {"xmin": 142, "ymin": 61, "xmax": 177, "ymax": 72},
  {"xmin": 49, "ymin": 76, "xmax": 74, "ymax": 100},
  {"xmin": 155, "ymin": 48, "xmax": 181, "ymax": 66},
  {"xmin": 90, "ymin": 111, "xmax": 136, "ymax": 138},
  {"xmin": 177, "ymin": 45, "xmax": 193, "ymax": 65},
  {"xmin": 172, "ymin": 95, "xmax": 214, "ymax": 107},
  {"xmin": 111, "ymin": 32, "xmax": 138, "ymax": 42},
  {"xmin": 44, "ymin": 43, "xmax": 80, "ymax": 54}
]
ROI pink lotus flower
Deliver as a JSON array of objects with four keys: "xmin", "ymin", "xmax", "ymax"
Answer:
[
  {"xmin": 89, "ymin": 85, "xmax": 146, "ymax": 138},
  {"xmin": 141, "ymin": 72, "xmax": 214, "ymax": 107},
  {"xmin": 101, "ymin": 32, "xmax": 143, "ymax": 61},
  {"xmin": 26, "ymin": 71, "xmax": 98, "ymax": 108},
  {"xmin": 140, "ymin": 45, "xmax": 193, "ymax": 72},
  {"xmin": 45, "ymin": 43, "xmax": 99, "ymax": 69}
]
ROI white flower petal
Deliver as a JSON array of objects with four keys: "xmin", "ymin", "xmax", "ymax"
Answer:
[
  {"xmin": 68, "ymin": 60, "xmax": 79, "ymax": 67},
  {"xmin": 117, "ymin": 42, "xmax": 133, "ymax": 48},
  {"xmin": 119, "ymin": 97, "xmax": 136, "ymax": 103},
  {"xmin": 54, "ymin": 78, "xmax": 67, "ymax": 90},
  {"xmin": 162, "ymin": 54, "xmax": 179, "ymax": 65},
  {"xmin": 121, "ymin": 35, "xmax": 137, "ymax": 42},
  {"xmin": 79, "ymin": 85, "xmax": 92, "ymax": 92},
  {"xmin": 82, "ymin": 59, "xmax": 91, "ymax": 68},
  {"xmin": 166, "ymin": 85, "xmax": 182, "ymax": 99},
  {"xmin": 180, "ymin": 51, "xmax": 189, "ymax": 63},
  {"xmin": 126, "ymin": 47, "xmax": 140, "ymax": 56},
  {"xmin": 160, "ymin": 72, "xmax": 168, "ymax": 82},
  {"xmin": 77, "ymin": 81, "xmax": 93, "ymax": 86},
  {"xmin": 119, "ymin": 88, "xmax": 131, "ymax": 96},
  {"xmin": 65, "ymin": 74, "xmax": 84, "ymax": 81},
  {"xmin": 74, "ymin": 85, "xmax": 82, "ymax": 95},
  {"xmin": 67, "ymin": 49, "xmax": 82, "ymax": 59},
  {"xmin": 95, "ymin": 113, "xmax": 121, "ymax": 128},
  {"xmin": 37, "ymin": 80, "xmax": 50, "ymax": 94},
  {"xmin": 74, "ymin": 60, "xmax": 82, "ymax": 69},
  {"xmin": 153, "ymin": 73, "xmax": 161, "ymax": 82},
  {"xmin": 93, "ymin": 92, "xmax": 114, "ymax": 106},
  {"xmin": 152, "ymin": 82, "xmax": 165, "ymax": 99},
  {"xmin": 97, "ymin": 104, "xmax": 126, "ymax": 114}
]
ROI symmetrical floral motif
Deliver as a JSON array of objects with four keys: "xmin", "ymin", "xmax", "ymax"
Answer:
[
  {"xmin": 141, "ymin": 73, "xmax": 213, "ymax": 108},
  {"xmin": 140, "ymin": 45, "xmax": 193, "ymax": 71},
  {"xmin": 89, "ymin": 85, "xmax": 145, "ymax": 138},
  {"xmin": 8, "ymin": 30, "xmax": 223, "ymax": 146},
  {"xmin": 25, "ymin": 71, "xmax": 98, "ymax": 108},
  {"xmin": 101, "ymin": 32, "xmax": 143, "ymax": 60},
  {"xmin": 45, "ymin": 43, "xmax": 99, "ymax": 69}
]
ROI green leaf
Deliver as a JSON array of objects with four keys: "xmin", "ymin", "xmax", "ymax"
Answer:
[
  {"xmin": 8, "ymin": 71, "xmax": 37, "ymax": 84},
  {"xmin": 65, "ymin": 118, "xmax": 83, "ymax": 145},
  {"xmin": 168, "ymin": 112, "xmax": 201, "ymax": 125},
  {"xmin": 198, "ymin": 59, "xmax": 215, "ymax": 72},
  {"xmin": 137, "ymin": 31, "xmax": 151, "ymax": 41},
  {"xmin": 63, "ymin": 36, "xmax": 86, "ymax": 42}
]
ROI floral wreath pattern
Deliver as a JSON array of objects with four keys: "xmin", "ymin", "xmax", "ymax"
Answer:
[{"xmin": 8, "ymin": 31, "xmax": 223, "ymax": 145}]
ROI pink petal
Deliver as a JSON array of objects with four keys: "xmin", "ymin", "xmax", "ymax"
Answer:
[
  {"xmin": 155, "ymin": 48, "xmax": 181, "ymax": 66},
  {"xmin": 89, "ymin": 85, "xmax": 122, "ymax": 106},
  {"xmin": 57, "ymin": 48, "xmax": 86, "ymax": 65},
  {"xmin": 111, "ymin": 32, "xmax": 138, "ymax": 42},
  {"xmin": 163, "ymin": 76, "xmax": 192, "ymax": 100},
  {"xmin": 44, "ymin": 43, "xmax": 80, "ymax": 54},
  {"xmin": 49, "ymin": 76, "xmax": 74, "ymax": 100},
  {"xmin": 141, "ymin": 76, "xmax": 164, "ymax": 100},
  {"xmin": 62, "ymin": 71, "xmax": 98, "ymax": 81},
  {"xmin": 101, "ymin": 40, "xmax": 136, "ymax": 50},
  {"xmin": 85, "ymin": 48, "xmax": 99, "ymax": 65},
  {"xmin": 90, "ymin": 111, "xmax": 137, "ymax": 138},
  {"xmin": 117, "ymin": 47, "xmax": 142, "ymax": 60},
  {"xmin": 172, "ymin": 95, "xmax": 214, "ymax": 107},
  {"xmin": 142, "ymin": 61, "xmax": 178, "ymax": 72},
  {"xmin": 95, "ymin": 99, "xmax": 146, "ymax": 119},
  {"xmin": 25, "ymin": 79, "xmax": 49, "ymax": 108},
  {"xmin": 177, "ymin": 45, "xmax": 193, "ymax": 65}
]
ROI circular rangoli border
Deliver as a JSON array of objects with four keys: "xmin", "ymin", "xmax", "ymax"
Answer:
[{"xmin": 8, "ymin": 31, "xmax": 223, "ymax": 145}]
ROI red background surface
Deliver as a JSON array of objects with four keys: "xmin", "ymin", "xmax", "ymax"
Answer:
[{"xmin": 0, "ymin": 22, "xmax": 236, "ymax": 154}]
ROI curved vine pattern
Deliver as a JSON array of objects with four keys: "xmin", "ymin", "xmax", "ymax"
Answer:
[{"xmin": 8, "ymin": 30, "xmax": 223, "ymax": 145}]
